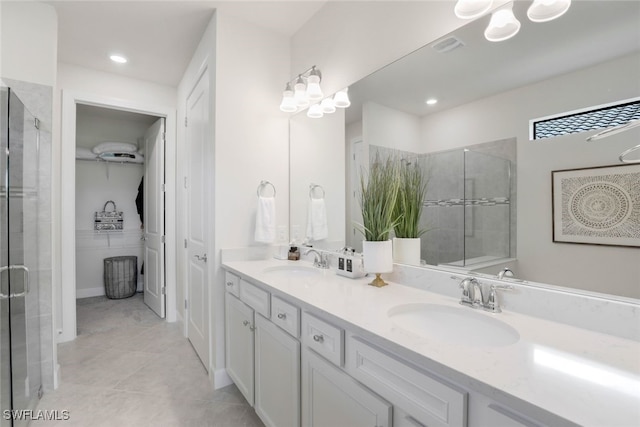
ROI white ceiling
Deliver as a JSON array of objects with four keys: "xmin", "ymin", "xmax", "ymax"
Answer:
[
  {"xmin": 49, "ymin": 1, "xmax": 326, "ymax": 87},
  {"xmin": 346, "ymin": 1, "xmax": 640, "ymax": 124}
]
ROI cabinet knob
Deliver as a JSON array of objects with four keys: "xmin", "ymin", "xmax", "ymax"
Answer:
[
  {"xmin": 226, "ymin": 282, "xmax": 234, "ymax": 287},
  {"xmin": 243, "ymin": 320, "xmax": 249, "ymax": 327},
  {"xmin": 277, "ymin": 313, "xmax": 286, "ymax": 320},
  {"xmin": 313, "ymin": 334, "xmax": 324, "ymax": 343},
  {"xmin": 249, "ymin": 326, "xmax": 256, "ymax": 331}
]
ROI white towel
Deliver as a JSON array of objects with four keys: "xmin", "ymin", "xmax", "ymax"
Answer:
[
  {"xmin": 92, "ymin": 141, "xmax": 138, "ymax": 154},
  {"xmin": 255, "ymin": 196, "xmax": 276, "ymax": 243},
  {"xmin": 306, "ymin": 198, "xmax": 328, "ymax": 241}
]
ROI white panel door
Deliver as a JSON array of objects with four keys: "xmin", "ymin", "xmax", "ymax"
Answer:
[
  {"xmin": 186, "ymin": 71, "xmax": 210, "ymax": 369},
  {"xmin": 144, "ymin": 117, "xmax": 165, "ymax": 318}
]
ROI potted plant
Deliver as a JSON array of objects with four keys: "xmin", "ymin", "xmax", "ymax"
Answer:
[
  {"xmin": 393, "ymin": 159, "xmax": 429, "ymax": 266},
  {"xmin": 357, "ymin": 152, "xmax": 401, "ymax": 287}
]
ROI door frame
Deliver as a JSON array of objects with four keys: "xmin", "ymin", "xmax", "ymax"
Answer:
[{"xmin": 59, "ymin": 90, "xmax": 177, "ymax": 344}]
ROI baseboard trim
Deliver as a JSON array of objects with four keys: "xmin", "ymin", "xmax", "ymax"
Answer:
[{"xmin": 76, "ymin": 287, "xmax": 104, "ymax": 299}]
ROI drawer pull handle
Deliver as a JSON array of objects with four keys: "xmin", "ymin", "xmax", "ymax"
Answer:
[
  {"xmin": 313, "ymin": 334, "xmax": 324, "ymax": 343},
  {"xmin": 277, "ymin": 313, "xmax": 286, "ymax": 319},
  {"xmin": 226, "ymin": 282, "xmax": 234, "ymax": 287}
]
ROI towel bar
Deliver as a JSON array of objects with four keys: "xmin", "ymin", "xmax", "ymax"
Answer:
[
  {"xmin": 257, "ymin": 180, "xmax": 276, "ymax": 197},
  {"xmin": 309, "ymin": 183, "xmax": 325, "ymax": 199}
]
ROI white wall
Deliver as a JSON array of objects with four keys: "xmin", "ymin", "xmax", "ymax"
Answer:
[
  {"xmin": 1, "ymin": 1, "xmax": 57, "ymax": 86},
  {"xmin": 75, "ymin": 161, "xmax": 144, "ymax": 297},
  {"xmin": 290, "ymin": 108, "xmax": 346, "ymax": 247},
  {"xmin": 363, "ymin": 102, "xmax": 421, "ymax": 152},
  {"xmin": 420, "ymin": 53, "xmax": 640, "ymax": 298}
]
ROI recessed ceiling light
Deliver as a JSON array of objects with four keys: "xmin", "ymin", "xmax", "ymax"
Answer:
[
  {"xmin": 426, "ymin": 98, "xmax": 438, "ymax": 105},
  {"xmin": 110, "ymin": 55, "xmax": 127, "ymax": 64}
]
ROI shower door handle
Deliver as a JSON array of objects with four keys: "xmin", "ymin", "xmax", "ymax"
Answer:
[
  {"xmin": 0, "ymin": 265, "xmax": 30, "ymax": 298},
  {"xmin": 0, "ymin": 266, "xmax": 8, "ymax": 299}
]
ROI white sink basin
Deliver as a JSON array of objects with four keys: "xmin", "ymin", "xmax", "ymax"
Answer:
[
  {"xmin": 262, "ymin": 265, "xmax": 321, "ymax": 277},
  {"xmin": 388, "ymin": 303, "xmax": 520, "ymax": 347}
]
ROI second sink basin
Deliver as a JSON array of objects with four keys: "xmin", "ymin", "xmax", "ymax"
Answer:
[
  {"xmin": 388, "ymin": 303, "xmax": 520, "ymax": 347},
  {"xmin": 261, "ymin": 265, "xmax": 321, "ymax": 278}
]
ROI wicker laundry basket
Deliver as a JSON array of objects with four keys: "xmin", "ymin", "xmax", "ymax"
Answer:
[{"xmin": 104, "ymin": 256, "xmax": 137, "ymax": 299}]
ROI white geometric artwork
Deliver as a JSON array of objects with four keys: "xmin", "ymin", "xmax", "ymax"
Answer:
[{"xmin": 552, "ymin": 164, "xmax": 640, "ymax": 247}]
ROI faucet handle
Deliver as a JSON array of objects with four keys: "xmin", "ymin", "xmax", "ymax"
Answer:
[
  {"xmin": 485, "ymin": 284, "xmax": 514, "ymax": 313},
  {"xmin": 458, "ymin": 278, "xmax": 477, "ymax": 306}
]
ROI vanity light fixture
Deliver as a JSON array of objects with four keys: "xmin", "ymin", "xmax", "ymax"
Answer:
[
  {"xmin": 454, "ymin": 1, "xmax": 571, "ymax": 42},
  {"xmin": 279, "ymin": 82, "xmax": 297, "ymax": 113},
  {"xmin": 527, "ymin": 0, "xmax": 572, "ymax": 23},
  {"xmin": 109, "ymin": 54, "xmax": 128, "ymax": 64},
  {"xmin": 426, "ymin": 98, "xmax": 438, "ymax": 105},
  {"xmin": 484, "ymin": 3, "xmax": 521, "ymax": 42},
  {"xmin": 320, "ymin": 98, "xmax": 336, "ymax": 114},
  {"xmin": 454, "ymin": 0, "xmax": 493, "ymax": 20},
  {"xmin": 306, "ymin": 67, "xmax": 323, "ymax": 101},
  {"xmin": 333, "ymin": 88, "xmax": 351, "ymax": 108},
  {"xmin": 307, "ymin": 104, "xmax": 324, "ymax": 119}
]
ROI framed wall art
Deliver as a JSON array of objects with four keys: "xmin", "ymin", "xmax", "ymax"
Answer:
[{"xmin": 552, "ymin": 163, "xmax": 640, "ymax": 247}]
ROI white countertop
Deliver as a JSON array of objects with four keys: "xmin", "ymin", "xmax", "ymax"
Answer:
[{"xmin": 222, "ymin": 259, "xmax": 640, "ymax": 427}]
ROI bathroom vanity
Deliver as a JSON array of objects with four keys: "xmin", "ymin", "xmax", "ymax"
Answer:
[{"xmin": 222, "ymin": 259, "xmax": 640, "ymax": 427}]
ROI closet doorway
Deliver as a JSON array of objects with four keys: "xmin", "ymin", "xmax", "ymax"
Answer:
[
  {"xmin": 59, "ymin": 91, "xmax": 177, "ymax": 345},
  {"xmin": 74, "ymin": 105, "xmax": 165, "ymax": 321}
]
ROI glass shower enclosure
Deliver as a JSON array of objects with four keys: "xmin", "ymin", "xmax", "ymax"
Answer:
[{"xmin": 1, "ymin": 85, "xmax": 42, "ymax": 426}]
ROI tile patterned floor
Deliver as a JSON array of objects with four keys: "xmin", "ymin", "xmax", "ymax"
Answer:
[{"xmin": 34, "ymin": 293, "xmax": 264, "ymax": 427}]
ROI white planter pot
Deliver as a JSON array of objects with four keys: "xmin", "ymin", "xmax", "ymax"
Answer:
[
  {"xmin": 362, "ymin": 240, "xmax": 393, "ymax": 273},
  {"xmin": 393, "ymin": 237, "xmax": 421, "ymax": 266}
]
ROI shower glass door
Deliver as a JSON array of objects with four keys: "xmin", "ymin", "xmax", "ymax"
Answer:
[{"xmin": 0, "ymin": 85, "xmax": 41, "ymax": 426}]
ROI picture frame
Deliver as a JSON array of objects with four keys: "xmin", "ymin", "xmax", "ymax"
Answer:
[{"xmin": 551, "ymin": 163, "xmax": 640, "ymax": 247}]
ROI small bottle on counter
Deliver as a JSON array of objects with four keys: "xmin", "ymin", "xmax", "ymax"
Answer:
[{"xmin": 288, "ymin": 246, "xmax": 300, "ymax": 261}]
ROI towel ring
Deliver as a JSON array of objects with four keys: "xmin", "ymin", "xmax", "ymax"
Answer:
[
  {"xmin": 619, "ymin": 144, "xmax": 640, "ymax": 164},
  {"xmin": 309, "ymin": 183, "xmax": 325, "ymax": 200},
  {"xmin": 257, "ymin": 180, "xmax": 276, "ymax": 197}
]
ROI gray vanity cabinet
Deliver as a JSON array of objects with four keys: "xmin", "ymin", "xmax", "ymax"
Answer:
[
  {"xmin": 302, "ymin": 347, "xmax": 392, "ymax": 427},
  {"xmin": 225, "ymin": 274, "xmax": 301, "ymax": 427},
  {"xmin": 225, "ymin": 292, "xmax": 255, "ymax": 405}
]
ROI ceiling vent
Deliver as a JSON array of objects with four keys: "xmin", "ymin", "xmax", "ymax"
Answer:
[{"xmin": 431, "ymin": 36, "xmax": 465, "ymax": 54}]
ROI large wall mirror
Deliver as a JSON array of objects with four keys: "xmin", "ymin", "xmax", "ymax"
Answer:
[{"xmin": 289, "ymin": 1, "xmax": 640, "ymax": 300}]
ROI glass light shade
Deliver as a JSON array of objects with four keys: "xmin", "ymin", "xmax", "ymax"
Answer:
[
  {"xmin": 454, "ymin": 0, "xmax": 493, "ymax": 19},
  {"xmin": 333, "ymin": 88, "xmax": 351, "ymax": 108},
  {"xmin": 279, "ymin": 89, "xmax": 297, "ymax": 113},
  {"xmin": 306, "ymin": 70, "xmax": 323, "ymax": 101},
  {"xmin": 320, "ymin": 98, "xmax": 336, "ymax": 114},
  {"xmin": 307, "ymin": 104, "xmax": 324, "ymax": 119},
  {"xmin": 294, "ymin": 77, "xmax": 309, "ymax": 108},
  {"xmin": 484, "ymin": 5, "xmax": 521, "ymax": 42},
  {"xmin": 527, "ymin": 0, "xmax": 571, "ymax": 23}
]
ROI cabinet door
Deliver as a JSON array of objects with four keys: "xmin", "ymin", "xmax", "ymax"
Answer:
[
  {"xmin": 225, "ymin": 293, "xmax": 255, "ymax": 406},
  {"xmin": 255, "ymin": 314, "xmax": 301, "ymax": 427},
  {"xmin": 302, "ymin": 348, "xmax": 391, "ymax": 427}
]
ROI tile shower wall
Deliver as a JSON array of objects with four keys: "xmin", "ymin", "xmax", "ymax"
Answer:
[{"xmin": 4, "ymin": 78, "xmax": 54, "ymax": 391}]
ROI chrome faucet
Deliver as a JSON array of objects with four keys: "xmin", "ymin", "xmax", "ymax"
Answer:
[
  {"xmin": 304, "ymin": 249, "xmax": 329, "ymax": 269},
  {"xmin": 497, "ymin": 268, "xmax": 514, "ymax": 280},
  {"xmin": 457, "ymin": 276, "xmax": 514, "ymax": 313}
]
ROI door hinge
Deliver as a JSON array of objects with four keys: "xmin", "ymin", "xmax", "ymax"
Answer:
[
  {"xmin": 161, "ymin": 183, "xmax": 166, "ymax": 192},
  {"xmin": 34, "ymin": 118, "xmax": 40, "ymax": 129},
  {"xmin": 185, "ymin": 300, "xmax": 188, "ymax": 310},
  {"xmin": 162, "ymin": 132, "xmax": 166, "ymax": 141},
  {"xmin": 161, "ymin": 287, "xmax": 166, "ymax": 295},
  {"xmin": 184, "ymin": 239, "xmax": 188, "ymax": 248},
  {"xmin": 161, "ymin": 235, "xmax": 166, "ymax": 244},
  {"xmin": 184, "ymin": 117, "xmax": 188, "ymax": 127},
  {"xmin": 184, "ymin": 177, "xmax": 188, "ymax": 189}
]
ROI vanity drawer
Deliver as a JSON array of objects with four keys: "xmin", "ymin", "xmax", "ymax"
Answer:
[
  {"xmin": 302, "ymin": 312, "xmax": 344, "ymax": 367},
  {"xmin": 271, "ymin": 295, "xmax": 300, "ymax": 338},
  {"xmin": 224, "ymin": 272, "xmax": 240, "ymax": 297},
  {"xmin": 345, "ymin": 335, "xmax": 467, "ymax": 427},
  {"xmin": 239, "ymin": 279, "xmax": 270, "ymax": 318}
]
